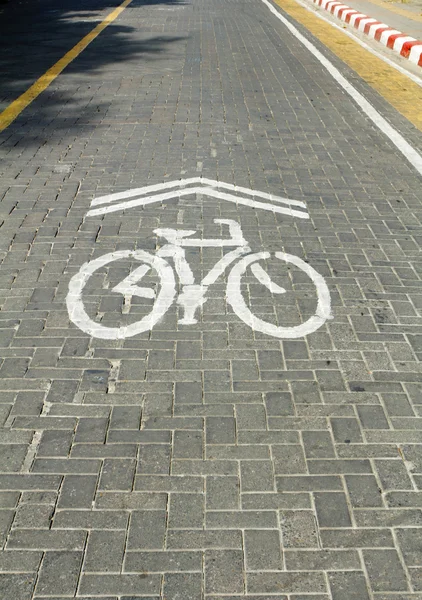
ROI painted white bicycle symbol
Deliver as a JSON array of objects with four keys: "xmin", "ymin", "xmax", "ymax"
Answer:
[{"xmin": 67, "ymin": 218, "xmax": 331, "ymax": 340}]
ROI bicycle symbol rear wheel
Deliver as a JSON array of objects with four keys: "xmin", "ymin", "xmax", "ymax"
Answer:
[
  {"xmin": 66, "ymin": 250, "xmax": 176, "ymax": 340},
  {"xmin": 227, "ymin": 252, "xmax": 331, "ymax": 339}
]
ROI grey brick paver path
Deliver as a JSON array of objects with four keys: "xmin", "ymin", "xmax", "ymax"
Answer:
[{"xmin": 0, "ymin": 0, "xmax": 422, "ymax": 597}]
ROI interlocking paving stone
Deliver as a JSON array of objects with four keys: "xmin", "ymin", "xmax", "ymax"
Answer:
[{"xmin": 0, "ymin": 0, "xmax": 422, "ymax": 594}]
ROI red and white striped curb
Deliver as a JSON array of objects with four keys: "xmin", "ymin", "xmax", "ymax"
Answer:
[{"xmin": 312, "ymin": 0, "xmax": 422, "ymax": 66}]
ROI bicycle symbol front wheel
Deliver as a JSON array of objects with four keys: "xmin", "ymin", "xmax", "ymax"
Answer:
[
  {"xmin": 66, "ymin": 250, "xmax": 176, "ymax": 340},
  {"xmin": 227, "ymin": 252, "xmax": 331, "ymax": 339}
]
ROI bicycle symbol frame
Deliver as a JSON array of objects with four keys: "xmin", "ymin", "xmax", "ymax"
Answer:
[{"xmin": 66, "ymin": 218, "xmax": 332, "ymax": 340}]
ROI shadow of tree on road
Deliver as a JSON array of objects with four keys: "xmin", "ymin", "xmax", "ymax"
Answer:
[{"xmin": 0, "ymin": 0, "xmax": 189, "ymax": 148}]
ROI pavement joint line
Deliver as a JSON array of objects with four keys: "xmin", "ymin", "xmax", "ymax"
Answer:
[
  {"xmin": 262, "ymin": 0, "xmax": 422, "ymax": 175},
  {"xmin": 313, "ymin": 0, "xmax": 422, "ymax": 65},
  {"xmin": 0, "ymin": 0, "xmax": 133, "ymax": 133}
]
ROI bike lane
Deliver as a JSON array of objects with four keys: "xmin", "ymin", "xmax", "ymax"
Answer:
[{"xmin": 0, "ymin": 0, "xmax": 422, "ymax": 597}]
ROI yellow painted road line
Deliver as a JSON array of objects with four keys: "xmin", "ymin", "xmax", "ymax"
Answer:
[
  {"xmin": 0, "ymin": 0, "xmax": 133, "ymax": 133},
  {"xmin": 272, "ymin": 0, "xmax": 422, "ymax": 131}
]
